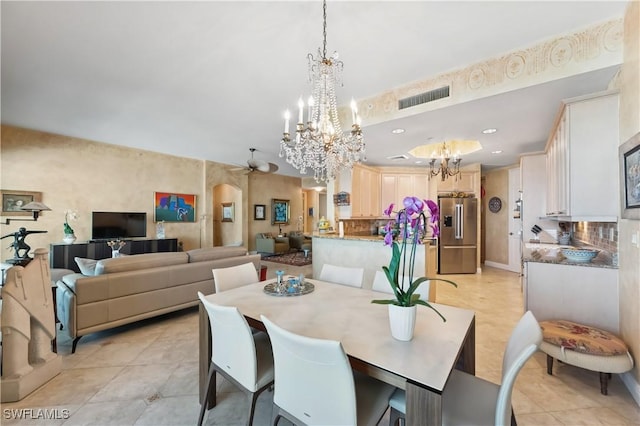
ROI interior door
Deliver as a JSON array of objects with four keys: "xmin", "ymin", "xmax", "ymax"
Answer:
[{"xmin": 507, "ymin": 168, "xmax": 522, "ymax": 273}]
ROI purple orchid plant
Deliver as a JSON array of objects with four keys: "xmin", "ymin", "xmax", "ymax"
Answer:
[{"xmin": 372, "ymin": 196, "xmax": 457, "ymax": 321}]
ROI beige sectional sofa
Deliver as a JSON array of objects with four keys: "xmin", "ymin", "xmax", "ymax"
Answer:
[{"xmin": 56, "ymin": 246, "xmax": 260, "ymax": 353}]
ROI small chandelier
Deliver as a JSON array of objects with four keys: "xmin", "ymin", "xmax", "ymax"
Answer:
[
  {"xmin": 428, "ymin": 142, "xmax": 462, "ymax": 181},
  {"xmin": 279, "ymin": 0, "xmax": 365, "ymax": 183},
  {"xmin": 409, "ymin": 140, "xmax": 482, "ymax": 182}
]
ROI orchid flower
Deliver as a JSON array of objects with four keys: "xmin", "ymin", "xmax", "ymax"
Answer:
[{"xmin": 373, "ymin": 196, "xmax": 457, "ymax": 320}]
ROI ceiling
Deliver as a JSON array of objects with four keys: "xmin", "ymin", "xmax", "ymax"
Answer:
[{"xmin": 1, "ymin": 1, "xmax": 628, "ymax": 181}]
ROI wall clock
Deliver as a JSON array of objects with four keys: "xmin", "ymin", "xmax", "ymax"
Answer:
[{"xmin": 488, "ymin": 196, "xmax": 502, "ymax": 213}]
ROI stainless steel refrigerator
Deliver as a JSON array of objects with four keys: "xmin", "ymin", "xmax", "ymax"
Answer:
[{"xmin": 438, "ymin": 197, "xmax": 478, "ymax": 274}]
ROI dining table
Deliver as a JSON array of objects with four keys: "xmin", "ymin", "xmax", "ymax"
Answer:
[{"xmin": 198, "ymin": 277, "xmax": 476, "ymax": 425}]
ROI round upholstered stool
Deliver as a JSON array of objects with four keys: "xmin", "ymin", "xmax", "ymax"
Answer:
[{"xmin": 540, "ymin": 320, "xmax": 634, "ymax": 395}]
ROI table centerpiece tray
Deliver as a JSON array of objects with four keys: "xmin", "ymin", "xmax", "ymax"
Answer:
[{"xmin": 263, "ymin": 281, "xmax": 315, "ymax": 297}]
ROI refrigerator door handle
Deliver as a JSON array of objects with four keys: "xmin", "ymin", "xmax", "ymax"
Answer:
[{"xmin": 455, "ymin": 203, "xmax": 463, "ymax": 239}]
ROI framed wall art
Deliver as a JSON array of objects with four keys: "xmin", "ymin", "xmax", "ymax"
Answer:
[
  {"xmin": 620, "ymin": 132, "xmax": 640, "ymax": 219},
  {"xmin": 222, "ymin": 202, "xmax": 234, "ymax": 222},
  {"xmin": 272, "ymin": 199, "xmax": 290, "ymax": 225},
  {"xmin": 254, "ymin": 204, "xmax": 266, "ymax": 221},
  {"xmin": 1, "ymin": 190, "xmax": 42, "ymax": 216},
  {"xmin": 154, "ymin": 192, "xmax": 196, "ymax": 222}
]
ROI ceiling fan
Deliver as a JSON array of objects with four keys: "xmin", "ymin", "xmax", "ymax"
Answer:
[{"xmin": 233, "ymin": 148, "xmax": 279, "ymax": 174}]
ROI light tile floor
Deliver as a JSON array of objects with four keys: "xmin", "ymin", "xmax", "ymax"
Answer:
[{"xmin": 2, "ymin": 263, "xmax": 639, "ymax": 425}]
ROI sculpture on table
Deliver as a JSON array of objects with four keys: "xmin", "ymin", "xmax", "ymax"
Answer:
[
  {"xmin": 1, "ymin": 248, "xmax": 62, "ymax": 402},
  {"xmin": 1, "ymin": 227, "xmax": 47, "ymax": 266}
]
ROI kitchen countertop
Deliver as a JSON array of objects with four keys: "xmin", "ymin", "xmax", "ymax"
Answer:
[
  {"xmin": 312, "ymin": 233, "xmax": 437, "ymax": 245},
  {"xmin": 522, "ymin": 242, "xmax": 617, "ymax": 269},
  {"xmin": 313, "ymin": 233, "xmax": 385, "ymax": 242}
]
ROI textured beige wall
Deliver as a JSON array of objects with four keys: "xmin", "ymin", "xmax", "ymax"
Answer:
[
  {"xmin": 247, "ymin": 173, "xmax": 303, "ymax": 251},
  {"xmin": 483, "ymin": 168, "xmax": 509, "ymax": 265},
  {"xmin": 0, "ymin": 125, "xmax": 253, "ymax": 261},
  {"xmin": 618, "ymin": 1, "xmax": 640, "ymax": 388},
  {"xmin": 213, "ymin": 184, "xmax": 242, "ymax": 246}
]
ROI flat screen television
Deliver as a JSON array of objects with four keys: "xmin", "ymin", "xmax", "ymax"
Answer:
[{"xmin": 92, "ymin": 212, "xmax": 147, "ymax": 240}]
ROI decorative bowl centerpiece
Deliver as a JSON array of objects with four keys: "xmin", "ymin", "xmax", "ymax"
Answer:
[{"xmin": 560, "ymin": 248, "xmax": 599, "ymax": 263}]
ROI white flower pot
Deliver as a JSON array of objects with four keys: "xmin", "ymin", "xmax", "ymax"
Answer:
[
  {"xmin": 388, "ymin": 304, "xmax": 417, "ymax": 341},
  {"xmin": 112, "ymin": 249, "xmax": 120, "ymax": 258},
  {"xmin": 63, "ymin": 234, "xmax": 76, "ymax": 245}
]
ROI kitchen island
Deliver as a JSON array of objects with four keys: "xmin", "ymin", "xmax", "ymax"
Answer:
[
  {"xmin": 522, "ymin": 242, "xmax": 619, "ymax": 333},
  {"xmin": 312, "ymin": 234, "xmax": 438, "ymax": 301}
]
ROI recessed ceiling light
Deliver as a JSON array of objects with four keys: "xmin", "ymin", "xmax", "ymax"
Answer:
[
  {"xmin": 491, "ymin": 150, "xmax": 503, "ymax": 154},
  {"xmin": 391, "ymin": 128, "xmax": 405, "ymax": 134},
  {"xmin": 482, "ymin": 128, "xmax": 498, "ymax": 134}
]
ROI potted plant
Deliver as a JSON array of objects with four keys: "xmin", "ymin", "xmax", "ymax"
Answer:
[
  {"xmin": 372, "ymin": 196, "xmax": 457, "ymax": 340},
  {"xmin": 63, "ymin": 210, "xmax": 77, "ymax": 244}
]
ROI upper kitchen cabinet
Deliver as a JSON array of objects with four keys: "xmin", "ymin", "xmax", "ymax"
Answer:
[
  {"xmin": 545, "ymin": 91, "xmax": 619, "ymax": 221},
  {"xmin": 436, "ymin": 171, "xmax": 476, "ymax": 194},
  {"xmin": 380, "ymin": 169, "xmax": 432, "ymax": 210},
  {"xmin": 351, "ymin": 164, "xmax": 381, "ymax": 218}
]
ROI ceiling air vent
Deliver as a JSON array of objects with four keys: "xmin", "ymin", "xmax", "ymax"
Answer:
[{"xmin": 398, "ymin": 86, "xmax": 450, "ymax": 110}]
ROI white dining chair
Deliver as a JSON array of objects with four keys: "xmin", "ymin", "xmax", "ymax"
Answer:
[
  {"xmin": 319, "ymin": 263, "xmax": 364, "ymax": 288},
  {"xmin": 388, "ymin": 310, "xmax": 542, "ymax": 426},
  {"xmin": 371, "ymin": 270, "xmax": 430, "ymax": 301},
  {"xmin": 197, "ymin": 292, "xmax": 274, "ymax": 426},
  {"xmin": 261, "ymin": 315, "xmax": 395, "ymax": 426},
  {"xmin": 213, "ymin": 262, "xmax": 259, "ymax": 293}
]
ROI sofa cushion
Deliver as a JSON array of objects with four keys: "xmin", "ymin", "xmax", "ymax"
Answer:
[
  {"xmin": 94, "ymin": 252, "xmax": 188, "ymax": 275},
  {"xmin": 75, "ymin": 257, "xmax": 98, "ymax": 276},
  {"xmin": 186, "ymin": 246, "xmax": 247, "ymax": 263}
]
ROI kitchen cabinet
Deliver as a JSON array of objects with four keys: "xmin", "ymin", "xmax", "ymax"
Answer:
[
  {"xmin": 545, "ymin": 91, "xmax": 619, "ymax": 221},
  {"xmin": 524, "ymin": 261, "xmax": 619, "ymax": 333},
  {"xmin": 380, "ymin": 172, "xmax": 430, "ymax": 210},
  {"xmin": 351, "ymin": 165, "xmax": 381, "ymax": 218},
  {"xmin": 436, "ymin": 171, "xmax": 476, "ymax": 194}
]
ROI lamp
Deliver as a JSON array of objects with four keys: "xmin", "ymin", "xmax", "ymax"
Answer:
[
  {"xmin": 279, "ymin": 0, "xmax": 365, "ymax": 183},
  {"xmin": 3, "ymin": 201, "xmax": 51, "ymax": 225}
]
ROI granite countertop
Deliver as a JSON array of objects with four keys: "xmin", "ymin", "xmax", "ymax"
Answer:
[
  {"xmin": 522, "ymin": 243, "xmax": 617, "ymax": 269},
  {"xmin": 312, "ymin": 233, "xmax": 384, "ymax": 242},
  {"xmin": 312, "ymin": 233, "xmax": 437, "ymax": 245}
]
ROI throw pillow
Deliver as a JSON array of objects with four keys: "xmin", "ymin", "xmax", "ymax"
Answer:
[{"xmin": 75, "ymin": 257, "xmax": 98, "ymax": 276}]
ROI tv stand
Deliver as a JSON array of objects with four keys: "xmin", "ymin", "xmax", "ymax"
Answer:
[{"xmin": 50, "ymin": 238, "xmax": 178, "ymax": 273}]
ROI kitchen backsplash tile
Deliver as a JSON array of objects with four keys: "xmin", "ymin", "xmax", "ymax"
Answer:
[
  {"xmin": 340, "ymin": 218, "xmax": 386, "ymax": 236},
  {"xmin": 573, "ymin": 221, "xmax": 618, "ymax": 254}
]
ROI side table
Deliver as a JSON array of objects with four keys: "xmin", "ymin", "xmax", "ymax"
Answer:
[{"xmin": 49, "ymin": 269, "xmax": 74, "ymax": 353}]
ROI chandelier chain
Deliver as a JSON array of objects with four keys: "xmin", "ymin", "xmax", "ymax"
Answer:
[{"xmin": 322, "ymin": 0, "xmax": 327, "ymax": 60}]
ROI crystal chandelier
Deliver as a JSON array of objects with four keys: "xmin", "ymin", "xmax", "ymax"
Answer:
[
  {"xmin": 427, "ymin": 142, "xmax": 461, "ymax": 181},
  {"xmin": 279, "ymin": 0, "xmax": 365, "ymax": 183}
]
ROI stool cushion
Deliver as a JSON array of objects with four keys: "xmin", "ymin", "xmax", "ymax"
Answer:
[{"xmin": 540, "ymin": 320, "xmax": 628, "ymax": 356}]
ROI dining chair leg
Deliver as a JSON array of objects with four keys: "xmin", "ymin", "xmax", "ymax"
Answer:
[
  {"xmin": 271, "ymin": 405, "xmax": 282, "ymax": 426},
  {"xmin": 198, "ymin": 363, "xmax": 215, "ymax": 426},
  {"xmin": 247, "ymin": 391, "xmax": 260, "ymax": 426},
  {"xmin": 389, "ymin": 407, "xmax": 404, "ymax": 426}
]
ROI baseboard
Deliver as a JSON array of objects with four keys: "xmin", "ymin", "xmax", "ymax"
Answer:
[
  {"xmin": 483, "ymin": 261, "xmax": 509, "ymax": 271},
  {"xmin": 620, "ymin": 371, "xmax": 640, "ymax": 407}
]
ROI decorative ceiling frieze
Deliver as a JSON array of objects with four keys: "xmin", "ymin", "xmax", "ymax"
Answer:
[{"xmin": 349, "ymin": 18, "xmax": 623, "ymax": 127}]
